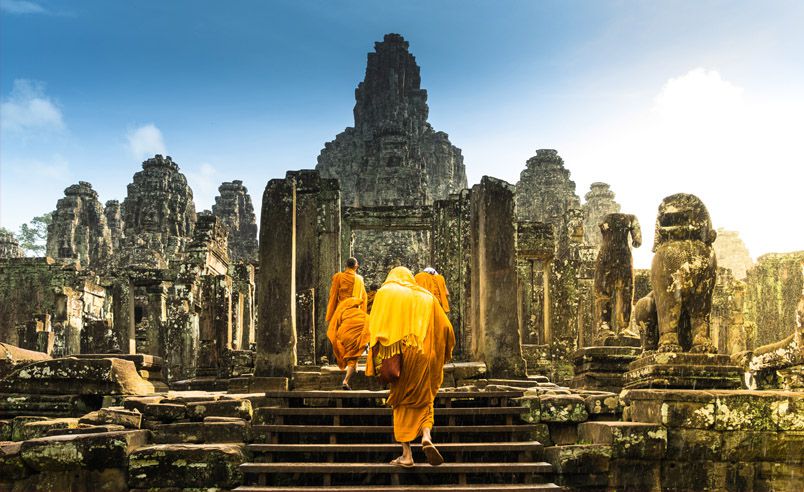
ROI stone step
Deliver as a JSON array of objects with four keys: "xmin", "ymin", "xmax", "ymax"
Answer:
[
  {"xmin": 240, "ymin": 462, "xmax": 555, "ymax": 486},
  {"xmin": 254, "ymin": 405, "xmax": 526, "ymax": 427},
  {"xmin": 247, "ymin": 441, "xmax": 544, "ymax": 462},
  {"xmin": 253, "ymin": 424, "xmax": 542, "ymax": 444},
  {"xmin": 255, "ymin": 406, "xmax": 527, "ymax": 417},
  {"xmin": 264, "ymin": 390, "xmax": 524, "ymax": 408},
  {"xmin": 234, "ymin": 484, "xmax": 562, "ymax": 491}
]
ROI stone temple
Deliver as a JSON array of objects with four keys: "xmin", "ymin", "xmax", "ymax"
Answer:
[{"xmin": 0, "ymin": 33, "xmax": 801, "ymax": 492}]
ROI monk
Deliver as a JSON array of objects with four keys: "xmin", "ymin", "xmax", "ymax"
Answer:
[
  {"xmin": 414, "ymin": 267, "xmax": 450, "ymax": 312},
  {"xmin": 325, "ymin": 257, "xmax": 368, "ymax": 390},
  {"xmin": 366, "ymin": 266, "xmax": 455, "ymax": 467}
]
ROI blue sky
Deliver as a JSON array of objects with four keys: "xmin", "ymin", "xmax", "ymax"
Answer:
[{"xmin": 1, "ymin": 0, "xmax": 802, "ymax": 266}]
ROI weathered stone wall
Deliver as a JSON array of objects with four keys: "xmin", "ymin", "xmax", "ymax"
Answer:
[
  {"xmin": 0, "ymin": 230, "xmax": 24, "ymax": 259},
  {"xmin": 745, "ymin": 251, "xmax": 804, "ymax": 347},
  {"xmin": 714, "ymin": 228, "xmax": 753, "ymax": 280},
  {"xmin": 711, "ymin": 268, "xmax": 748, "ymax": 355},
  {"xmin": 46, "ymin": 181, "xmax": 113, "ymax": 269},
  {"xmin": 212, "ymin": 180, "xmax": 258, "ymax": 263},
  {"xmin": 0, "ymin": 258, "xmax": 107, "ymax": 354},
  {"xmin": 316, "ymin": 34, "xmax": 466, "ymax": 208}
]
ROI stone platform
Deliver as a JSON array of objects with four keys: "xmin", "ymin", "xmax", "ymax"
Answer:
[
  {"xmin": 623, "ymin": 352, "xmax": 743, "ymax": 390},
  {"xmin": 570, "ymin": 346, "xmax": 642, "ymax": 393}
]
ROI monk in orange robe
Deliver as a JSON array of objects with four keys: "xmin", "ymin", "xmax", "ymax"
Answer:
[
  {"xmin": 414, "ymin": 267, "xmax": 450, "ymax": 312},
  {"xmin": 366, "ymin": 266, "xmax": 455, "ymax": 467},
  {"xmin": 326, "ymin": 257, "xmax": 368, "ymax": 389}
]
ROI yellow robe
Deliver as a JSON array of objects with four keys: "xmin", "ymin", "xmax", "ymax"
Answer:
[
  {"xmin": 367, "ymin": 267, "xmax": 455, "ymax": 442},
  {"xmin": 325, "ymin": 269, "xmax": 368, "ymax": 369},
  {"xmin": 414, "ymin": 272, "xmax": 450, "ymax": 313}
]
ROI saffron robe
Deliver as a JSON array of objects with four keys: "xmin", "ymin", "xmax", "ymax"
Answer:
[
  {"xmin": 414, "ymin": 271, "xmax": 451, "ymax": 313},
  {"xmin": 326, "ymin": 269, "xmax": 368, "ymax": 369},
  {"xmin": 367, "ymin": 267, "xmax": 455, "ymax": 442}
]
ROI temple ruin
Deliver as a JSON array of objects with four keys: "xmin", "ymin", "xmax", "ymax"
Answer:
[{"xmin": 0, "ymin": 33, "xmax": 801, "ymax": 492}]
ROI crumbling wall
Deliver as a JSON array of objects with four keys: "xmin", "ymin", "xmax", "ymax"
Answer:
[{"xmin": 744, "ymin": 251, "xmax": 804, "ymax": 347}]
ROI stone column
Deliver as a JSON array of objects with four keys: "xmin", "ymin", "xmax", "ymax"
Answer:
[
  {"xmin": 256, "ymin": 177, "xmax": 297, "ymax": 381},
  {"xmin": 433, "ymin": 191, "xmax": 471, "ymax": 359},
  {"xmin": 112, "ymin": 279, "xmax": 136, "ymax": 354},
  {"xmin": 290, "ymin": 171, "xmax": 320, "ymax": 364},
  {"xmin": 469, "ymin": 176, "xmax": 526, "ymax": 377},
  {"xmin": 315, "ymin": 180, "xmax": 341, "ymax": 362}
]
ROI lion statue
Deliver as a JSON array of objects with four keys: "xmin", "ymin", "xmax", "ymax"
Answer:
[{"xmin": 650, "ymin": 193, "xmax": 718, "ymax": 353}]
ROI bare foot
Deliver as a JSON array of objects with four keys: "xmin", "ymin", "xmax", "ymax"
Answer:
[{"xmin": 390, "ymin": 456, "xmax": 414, "ymax": 467}]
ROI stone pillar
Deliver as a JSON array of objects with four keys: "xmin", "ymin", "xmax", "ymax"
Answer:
[
  {"xmin": 285, "ymin": 170, "xmax": 341, "ymax": 364},
  {"xmin": 255, "ymin": 177, "xmax": 297, "ymax": 381},
  {"xmin": 433, "ymin": 191, "xmax": 471, "ymax": 359},
  {"xmin": 315, "ymin": 180, "xmax": 341, "ymax": 362},
  {"xmin": 145, "ymin": 283, "xmax": 167, "ymax": 359},
  {"xmin": 469, "ymin": 176, "xmax": 526, "ymax": 377},
  {"xmin": 113, "ymin": 279, "xmax": 136, "ymax": 354}
]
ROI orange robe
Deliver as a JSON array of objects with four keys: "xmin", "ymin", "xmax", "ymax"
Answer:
[
  {"xmin": 325, "ymin": 269, "xmax": 368, "ymax": 369},
  {"xmin": 414, "ymin": 272, "xmax": 450, "ymax": 313},
  {"xmin": 367, "ymin": 267, "xmax": 455, "ymax": 442}
]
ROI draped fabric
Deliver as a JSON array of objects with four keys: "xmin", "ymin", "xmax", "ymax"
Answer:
[
  {"xmin": 414, "ymin": 271, "xmax": 450, "ymax": 313},
  {"xmin": 325, "ymin": 268, "xmax": 368, "ymax": 369},
  {"xmin": 366, "ymin": 267, "xmax": 435, "ymax": 361},
  {"xmin": 366, "ymin": 266, "xmax": 455, "ymax": 442}
]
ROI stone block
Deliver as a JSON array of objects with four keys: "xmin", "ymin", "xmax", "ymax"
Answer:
[
  {"xmin": 609, "ymin": 459, "xmax": 661, "ymax": 491},
  {"xmin": 624, "ymin": 352, "xmax": 742, "ymax": 389},
  {"xmin": 661, "ymin": 460, "xmax": 756, "ymax": 492},
  {"xmin": 17, "ymin": 418, "xmax": 80, "ymax": 441},
  {"xmin": 47, "ymin": 425, "xmax": 125, "ymax": 436},
  {"xmin": 531, "ymin": 422, "xmax": 552, "ymax": 446},
  {"xmin": 0, "ymin": 442, "xmax": 30, "ymax": 480},
  {"xmin": 577, "ymin": 421, "xmax": 666, "ymax": 459},
  {"xmin": 548, "ymin": 422, "xmax": 578, "ymax": 445},
  {"xmin": 143, "ymin": 403, "xmax": 187, "ymax": 423},
  {"xmin": 80, "ymin": 407, "xmax": 142, "ymax": 429},
  {"xmin": 543, "ymin": 444, "xmax": 611, "ymax": 474},
  {"xmin": 0, "ymin": 358, "xmax": 156, "ymax": 395},
  {"xmin": 0, "ymin": 420, "xmax": 10, "ymax": 441},
  {"xmin": 10, "ymin": 468, "xmax": 128, "ymax": 492},
  {"xmin": 584, "ymin": 393, "xmax": 622, "ymax": 417},
  {"xmin": 151, "ymin": 421, "xmax": 250, "ymax": 444},
  {"xmin": 539, "ymin": 394, "xmax": 588, "ymax": 422},
  {"xmin": 514, "ymin": 395, "xmax": 540, "ymax": 423},
  {"xmin": 10, "ymin": 417, "xmax": 48, "ymax": 441},
  {"xmin": 19, "ymin": 430, "xmax": 150, "ymax": 471},
  {"xmin": 128, "ymin": 443, "xmax": 245, "ymax": 489},
  {"xmin": 623, "ymin": 389, "xmax": 717, "ymax": 429},
  {"xmin": 122, "ymin": 396, "xmax": 164, "ymax": 413},
  {"xmin": 755, "ymin": 461, "xmax": 804, "ymax": 492},
  {"xmin": 186, "ymin": 399, "xmax": 252, "ymax": 421},
  {"xmin": 721, "ymin": 430, "xmax": 804, "ymax": 463},
  {"xmin": 665, "ymin": 428, "xmax": 722, "ymax": 461},
  {"xmin": 0, "ymin": 394, "xmax": 96, "ymax": 418}
]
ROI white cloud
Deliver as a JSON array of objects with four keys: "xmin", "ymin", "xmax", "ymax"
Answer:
[
  {"xmin": 563, "ymin": 67, "xmax": 804, "ymax": 267},
  {"xmin": 126, "ymin": 124, "xmax": 166, "ymax": 160},
  {"xmin": 0, "ymin": 0, "xmax": 46, "ymax": 14},
  {"xmin": 7, "ymin": 154, "xmax": 70, "ymax": 180},
  {"xmin": 186, "ymin": 163, "xmax": 219, "ymax": 210},
  {"xmin": 0, "ymin": 79, "xmax": 64, "ymax": 133}
]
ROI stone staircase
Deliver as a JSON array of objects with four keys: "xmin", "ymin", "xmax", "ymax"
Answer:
[{"xmin": 234, "ymin": 389, "xmax": 562, "ymax": 491}]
